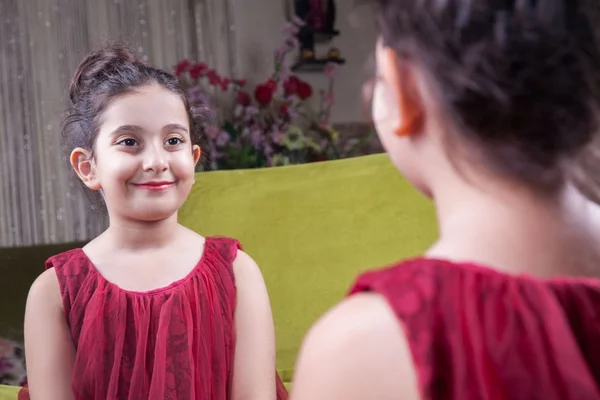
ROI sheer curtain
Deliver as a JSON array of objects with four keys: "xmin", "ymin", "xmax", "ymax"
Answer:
[{"xmin": 0, "ymin": 0, "xmax": 237, "ymax": 247}]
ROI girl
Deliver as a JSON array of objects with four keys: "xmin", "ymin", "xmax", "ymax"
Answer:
[
  {"xmin": 23, "ymin": 43, "xmax": 288, "ymax": 400},
  {"xmin": 292, "ymin": 0, "xmax": 600, "ymax": 399}
]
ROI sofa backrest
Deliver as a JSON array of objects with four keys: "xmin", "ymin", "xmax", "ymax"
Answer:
[{"xmin": 179, "ymin": 154, "xmax": 437, "ymax": 378}]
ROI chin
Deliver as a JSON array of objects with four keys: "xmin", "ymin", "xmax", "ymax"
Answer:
[{"xmin": 130, "ymin": 203, "xmax": 181, "ymax": 222}]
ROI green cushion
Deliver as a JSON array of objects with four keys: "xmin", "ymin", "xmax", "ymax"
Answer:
[
  {"xmin": 0, "ymin": 154, "xmax": 437, "ymax": 382},
  {"xmin": 0, "ymin": 385, "xmax": 19, "ymax": 399},
  {"xmin": 180, "ymin": 154, "xmax": 437, "ymax": 375}
]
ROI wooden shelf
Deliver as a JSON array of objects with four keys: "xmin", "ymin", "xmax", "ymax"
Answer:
[
  {"xmin": 314, "ymin": 30, "xmax": 340, "ymax": 43},
  {"xmin": 291, "ymin": 58, "xmax": 346, "ymax": 73}
]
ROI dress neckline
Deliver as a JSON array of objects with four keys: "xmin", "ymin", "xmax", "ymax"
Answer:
[
  {"xmin": 76, "ymin": 237, "xmax": 210, "ymax": 296},
  {"xmin": 408, "ymin": 257, "xmax": 600, "ymax": 287}
]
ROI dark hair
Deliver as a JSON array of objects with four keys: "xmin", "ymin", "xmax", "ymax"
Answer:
[
  {"xmin": 370, "ymin": 0, "xmax": 600, "ymax": 191},
  {"xmin": 62, "ymin": 41, "xmax": 204, "ymax": 207}
]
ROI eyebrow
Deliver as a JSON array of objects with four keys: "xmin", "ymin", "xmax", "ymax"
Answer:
[
  {"xmin": 163, "ymin": 123, "xmax": 188, "ymax": 133},
  {"xmin": 109, "ymin": 124, "xmax": 189, "ymax": 137}
]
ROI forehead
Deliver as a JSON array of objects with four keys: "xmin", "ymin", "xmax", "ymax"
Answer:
[{"xmin": 99, "ymin": 84, "xmax": 189, "ymax": 133}]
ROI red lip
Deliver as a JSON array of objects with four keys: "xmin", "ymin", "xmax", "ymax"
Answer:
[{"xmin": 132, "ymin": 181, "xmax": 175, "ymax": 191}]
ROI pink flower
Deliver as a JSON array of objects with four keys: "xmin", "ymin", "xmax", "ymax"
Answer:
[
  {"xmin": 275, "ymin": 44, "xmax": 289, "ymax": 61},
  {"xmin": 250, "ymin": 129, "xmax": 264, "ymax": 149},
  {"xmin": 324, "ymin": 62, "xmax": 340, "ymax": 78},
  {"xmin": 187, "ymin": 86, "xmax": 210, "ymax": 105},
  {"xmin": 287, "ymin": 106, "xmax": 299, "ymax": 119},
  {"xmin": 282, "ymin": 22, "xmax": 300, "ymax": 36},
  {"xmin": 245, "ymin": 106, "xmax": 260, "ymax": 119},
  {"xmin": 215, "ymin": 130, "xmax": 230, "ymax": 147},
  {"xmin": 278, "ymin": 63, "xmax": 291, "ymax": 82},
  {"xmin": 270, "ymin": 130, "xmax": 284, "ymax": 145},
  {"xmin": 264, "ymin": 144, "xmax": 274, "ymax": 158},
  {"xmin": 324, "ymin": 92, "xmax": 335, "ymax": 107},
  {"xmin": 205, "ymin": 126, "xmax": 220, "ymax": 139},
  {"xmin": 0, "ymin": 357, "xmax": 13, "ymax": 372},
  {"xmin": 288, "ymin": 37, "xmax": 300, "ymax": 49},
  {"xmin": 291, "ymin": 16, "xmax": 306, "ymax": 27}
]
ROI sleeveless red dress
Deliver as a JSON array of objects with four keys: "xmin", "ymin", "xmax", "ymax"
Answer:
[
  {"xmin": 349, "ymin": 258, "xmax": 600, "ymax": 400},
  {"xmin": 20, "ymin": 236, "xmax": 287, "ymax": 400}
]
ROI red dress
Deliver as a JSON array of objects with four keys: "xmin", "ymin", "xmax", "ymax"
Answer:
[
  {"xmin": 20, "ymin": 236, "xmax": 287, "ymax": 400},
  {"xmin": 349, "ymin": 258, "xmax": 600, "ymax": 399}
]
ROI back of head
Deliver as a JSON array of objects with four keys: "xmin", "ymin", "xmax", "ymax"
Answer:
[{"xmin": 370, "ymin": 0, "xmax": 600, "ymax": 191}]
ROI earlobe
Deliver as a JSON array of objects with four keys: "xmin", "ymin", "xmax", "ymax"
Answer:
[
  {"xmin": 381, "ymin": 47, "xmax": 425, "ymax": 138},
  {"xmin": 70, "ymin": 148, "xmax": 101, "ymax": 191}
]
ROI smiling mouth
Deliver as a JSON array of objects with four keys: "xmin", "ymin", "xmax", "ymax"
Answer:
[{"xmin": 131, "ymin": 181, "xmax": 175, "ymax": 191}]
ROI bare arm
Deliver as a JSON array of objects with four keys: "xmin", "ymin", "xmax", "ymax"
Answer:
[
  {"xmin": 291, "ymin": 293, "xmax": 420, "ymax": 400},
  {"xmin": 24, "ymin": 268, "xmax": 76, "ymax": 400},
  {"xmin": 231, "ymin": 250, "xmax": 277, "ymax": 400}
]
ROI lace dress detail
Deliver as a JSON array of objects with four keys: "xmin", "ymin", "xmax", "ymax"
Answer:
[
  {"xmin": 349, "ymin": 259, "xmax": 600, "ymax": 400},
  {"xmin": 27, "ymin": 236, "xmax": 287, "ymax": 400}
]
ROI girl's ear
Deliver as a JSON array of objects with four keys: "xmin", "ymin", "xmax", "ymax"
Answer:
[
  {"xmin": 379, "ymin": 46, "xmax": 425, "ymax": 137},
  {"xmin": 70, "ymin": 148, "xmax": 101, "ymax": 190},
  {"xmin": 192, "ymin": 144, "xmax": 202, "ymax": 166}
]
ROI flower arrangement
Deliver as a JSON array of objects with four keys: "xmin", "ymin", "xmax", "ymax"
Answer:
[
  {"xmin": 0, "ymin": 337, "xmax": 26, "ymax": 386},
  {"xmin": 174, "ymin": 17, "xmax": 370, "ymax": 170}
]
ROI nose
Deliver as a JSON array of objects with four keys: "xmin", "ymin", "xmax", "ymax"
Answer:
[{"xmin": 142, "ymin": 144, "xmax": 168, "ymax": 173}]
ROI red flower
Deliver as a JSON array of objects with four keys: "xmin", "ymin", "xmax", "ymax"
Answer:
[
  {"xmin": 280, "ymin": 104, "xmax": 289, "ymax": 115},
  {"xmin": 189, "ymin": 63, "xmax": 207, "ymax": 80},
  {"xmin": 254, "ymin": 84, "xmax": 274, "ymax": 105},
  {"xmin": 236, "ymin": 91, "xmax": 251, "ymax": 106},
  {"xmin": 235, "ymin": 79, "xmax": 247, "ymax": 87},
  {"xmin": 284, "ymin": 76, "xmax": 300, "ymax": 96},
  {"xmin": 297, "ymin": 81, "xmax": 312, "ymax": 100},
  {"xmin": 220, "ymin": 78, "xmax": 231, "ymax": 91},
  {"xmin": 174, "ymin": 60, "xmax": 191, "ymax": 77},
  {"xmin": 266, "ymin": 78, "xmax": 278, "ymax": 90},
  {"xmin": 206, "ymin": 70, "xmax": 222, "ymax": 86}
]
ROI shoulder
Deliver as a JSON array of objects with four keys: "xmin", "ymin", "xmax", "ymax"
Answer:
[
  {"xmin": 26, "ymin": 268, "xmax": 62, "ymax": 313},
  {"xmin": 292, "ymin": 293, "xmax": 420, "ymax": 400},
  {"xmin": 232, "ymin": 249, "xmax": 265, "ymax": 285}
]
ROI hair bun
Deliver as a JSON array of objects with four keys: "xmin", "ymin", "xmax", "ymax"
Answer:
[{"xmin": 69, "ymin": 41, "xmax": 148, "ymax": 104}]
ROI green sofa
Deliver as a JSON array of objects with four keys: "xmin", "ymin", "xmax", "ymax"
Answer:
[{"xmin": 0, "ymin": 154, "xmax": 437, "ymax": 397}]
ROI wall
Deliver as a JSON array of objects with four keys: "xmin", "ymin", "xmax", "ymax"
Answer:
[{"xmin": 232, "ymin": 1, "xmax": 377, "ymax": 123}]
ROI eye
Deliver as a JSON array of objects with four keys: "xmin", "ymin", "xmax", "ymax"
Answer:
[
  {"xmin": 118, "ymin": 138, "xmax": 138, "ymax": 147},
  {"xmin": 166, "ymin": 137, "xmax": 183, "ymax": 146}
]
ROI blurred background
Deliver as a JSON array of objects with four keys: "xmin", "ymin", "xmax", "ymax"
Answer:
[{"xmin": 0, "ymin": 0, "xmax": 379, "ymax": 247}]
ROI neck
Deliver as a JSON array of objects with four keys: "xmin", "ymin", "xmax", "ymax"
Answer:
[
  {"xmin": 434, "ymin": 178, "xmax": 565, "ymax": 237},
  {"xmin": 427, "ymin": 172, "xmax": 592, "ymax": 276},
  {"xmin": 105, "ymin": 212, "xmax": 180, "ymax": 251}
]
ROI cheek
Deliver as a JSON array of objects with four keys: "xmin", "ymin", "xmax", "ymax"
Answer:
[
  {"xmin": 96, "ymin": 153, "xmax": 138, "ymax": 184},
  {"xmin": 172, "ymin": 152, "xmax": 197, "ymax": 180}
]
